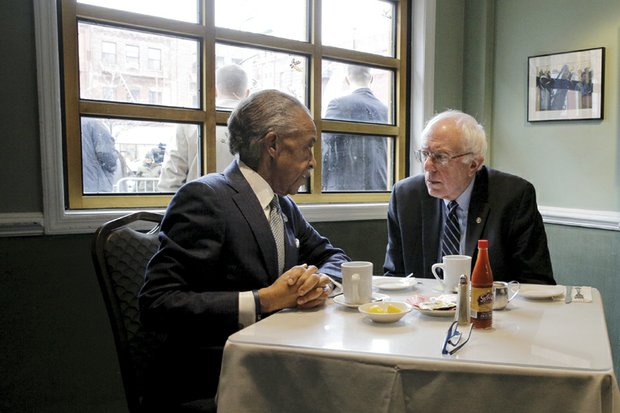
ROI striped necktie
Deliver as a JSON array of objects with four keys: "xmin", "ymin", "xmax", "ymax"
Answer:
[
  {"xmin": 269, "ymin": 195, "xmax": 285, "ymax": 275},
  {"xmin": 441, "ymin": 200, "xmax": 460, "ymax": 257}
]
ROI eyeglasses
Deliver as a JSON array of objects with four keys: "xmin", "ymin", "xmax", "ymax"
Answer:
[
  {"xmin": 441, "ymin": 321, "xmax": 473, "ymax": 355},
  {"xmin": 414, "ymin": 149, "xmax": 473, "ymax": 166}
]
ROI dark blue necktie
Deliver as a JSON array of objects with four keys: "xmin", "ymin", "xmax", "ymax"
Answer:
[{"xmin": 442, "ymin": 200, "xmax": 460, "ymax": 257}]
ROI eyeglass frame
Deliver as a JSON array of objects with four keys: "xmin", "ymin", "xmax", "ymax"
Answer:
[
  {"xmin": 441, "ymin": 321, "xmax": 473, "ymax": 355},
  {"xmin": 414, "ymin": 149, "xmax": 473, "ymax": 166}
]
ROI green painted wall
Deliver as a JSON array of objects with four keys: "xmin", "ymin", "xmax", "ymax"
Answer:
[
  {"xmin": 433, "ymin": 0, "xmax": 465, "ymax": 112},
  {"xmin": 493, "ymin": 0, "xmax": 620, "ymax": 211},
  {"xmin": 491, "ymin": 0, "xmax": 620, "ymax": 377}
]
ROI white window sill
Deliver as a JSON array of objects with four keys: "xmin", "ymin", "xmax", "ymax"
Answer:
[{"xmin": 2, "ymin": 205, "xmax": 620, "ymax": 237}]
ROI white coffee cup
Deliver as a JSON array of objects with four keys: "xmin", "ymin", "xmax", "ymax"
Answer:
[
  {"xmin": 341, "ymin": 261, "xmax": 373, "ymax": 305},
  {"xmin": 431, "ymin": 255, "xmax": 472, "ymax": 293}
]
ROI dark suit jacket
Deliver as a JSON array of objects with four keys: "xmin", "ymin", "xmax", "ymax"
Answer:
[
  {"xmin": 138, "ymin": 161, "xmax": 349, "ymax": 406},
  {"xmin": 322, "ymin": 88, "xmax": 389, "ymax": 191},
  {"xmin": 384, "ymin": 166, "xmax": 555, "ymax": 285}
]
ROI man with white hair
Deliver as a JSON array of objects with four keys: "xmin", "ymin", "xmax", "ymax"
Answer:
[{"xmin": 384, "ymin": 109, "xmax": 555, "ymax": 284}]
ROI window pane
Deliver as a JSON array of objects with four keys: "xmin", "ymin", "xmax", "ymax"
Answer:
[
  {"xmin": 322, "ymin": 0, "xmax": 395, "ymax": 57},
  {"xmin": 322, "ymin": 133, "xmax": 393, "ymax": 192},
  {"xmin": 81, "ymin": 117, "xmax": 182, "ymax": 194},
  {"xmin": 159, "ymin": 124, "xmax": 202, "ymax": 192},
  {"xmin": 78, "ymin": 22, "xmax": 200, "ymax": 108},
  {"xmin": 215, "ymin": 0, "xmax": 307, "ymax": 42},
  {"xmin": 125, "ymin": 44, "xmax": 140, "ymax": 70},
  {"xmin": 216, "ymin": 125, "xmax": 236, "ymax": 172},
  {"xmin": 216, "ymin": 43, "xmax": 308, "ymax": 106},
  {"xmin": 322, "ymin": 61, "xmax": 394, "ymax": 124},
  {"xmin": 77, "ymin": 0, "xmax": 199, "ymax": 23}
]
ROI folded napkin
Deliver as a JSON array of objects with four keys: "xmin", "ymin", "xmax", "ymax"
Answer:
[{"xmin": 569, "ymin": 286, "xmax": 592, "ymax": 303}]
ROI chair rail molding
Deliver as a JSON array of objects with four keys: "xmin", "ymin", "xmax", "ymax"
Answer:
[
  {"xmin": 539, "ymin": 206, "xmax": 620, "ymax": 231},
  {"xmin": 3, "ymin": 206, "xmax": 620, "ymax": 237},
  {"xmin": 0, "ymin": 213, "xmax": 44, "ymax": 237}
]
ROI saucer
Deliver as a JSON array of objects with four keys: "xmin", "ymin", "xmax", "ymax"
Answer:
[
  {"xmin": 373, "ymin": 276, "xmax": 417, "ymax": 291},
  {"xmin": 333, "ymin": 293, "xmax": 390, "ymax": 308},
  {"xmin": 414, "ymin": 307, "xmax": 456, "ymax": 317},
  {"xmin": 520, "ymin": 285, "xmax": 565, "ymax": 299},
  {"xmin": 407, "ymin": 294, "xmax": 457, "ymax": 317}
]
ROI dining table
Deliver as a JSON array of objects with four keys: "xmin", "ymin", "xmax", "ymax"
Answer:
[{"xmin": 216, "ymin": 277, "xmax": 620, "ymax": 413}]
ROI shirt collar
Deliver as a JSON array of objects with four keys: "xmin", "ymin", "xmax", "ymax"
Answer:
[{"xmin": 238, "ymin": 160, "xmax": 275, "ymax": 211}]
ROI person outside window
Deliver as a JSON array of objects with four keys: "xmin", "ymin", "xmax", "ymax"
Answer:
[
  {"xmin": 322, "ymin": 64, "xmax": 388, "ymax": 191},
  {"xmin": 158, "ymin": 64, "xmax": 250, "ymax": 191},
  {"xmin": 81, "ymin": 117, "xmax": 120, "ymax": 193}
]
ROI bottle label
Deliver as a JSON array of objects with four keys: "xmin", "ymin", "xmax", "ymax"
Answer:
[{"xmin": 470, "ymin": 286, "xmax": 493, "ymax": 320}]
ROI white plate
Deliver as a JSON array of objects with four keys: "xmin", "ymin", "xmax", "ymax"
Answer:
[
  {"xmin": 358, "ymin": 301, "xmax": 412, "ymax": 323},
  {"xmin": 333, "ymin": 293, "xmax": 390, "ymax": 308},
  {"xmin": 373, "ymin": 276, "xmax": 417, "ymax": 291},
  {"xmin": 520, "ymin": 285, "xmax": 565, "ymax": 299},
  {"xmin": 414, "ymin": 307, "xmax": 456, "ymax": 317}
]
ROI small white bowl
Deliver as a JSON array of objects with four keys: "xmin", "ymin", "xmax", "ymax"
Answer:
[{"xmin": 358, "ymin": 301, "xmax": 412, "ymax": 323}]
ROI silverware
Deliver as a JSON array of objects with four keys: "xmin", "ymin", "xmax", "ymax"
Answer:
[{"xmin": 565, "ymin": 285, "xmax": 573, "ymax": 304}]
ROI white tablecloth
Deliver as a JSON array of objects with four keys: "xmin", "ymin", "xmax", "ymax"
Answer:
[{"xmin": 217, "ymin": 279, "xmax": 620, "ymax": 413}]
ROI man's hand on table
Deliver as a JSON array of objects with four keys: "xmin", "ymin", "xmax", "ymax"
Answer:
[{"xmin": 258, "ymin": 264, "xmax": 333, "ymax": 312}]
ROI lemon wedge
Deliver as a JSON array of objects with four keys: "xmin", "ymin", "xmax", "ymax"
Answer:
[
  {"xmin": 386, "ymin": 304, "xmax": 402, "ymax": 313},
  {"xmin": 367, "ymin": 305, "xmax": 386, "ymax": 314}
]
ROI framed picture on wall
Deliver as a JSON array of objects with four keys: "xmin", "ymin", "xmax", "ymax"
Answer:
[{"xmin": 527, "ymin": 47, "xmax": 604, "ymax": 122}]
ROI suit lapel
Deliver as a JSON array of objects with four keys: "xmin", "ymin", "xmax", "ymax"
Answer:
[
  {"xmin": 465, "ymin": 167, "xmax": 490, "ymax": 257},
  {"xmin": 225, "ymin": 163, "xmax": 279, "ymax": 279},
  {"xmin": 422, "ymin": 194, "xmax": 442, "ymax": 273}
]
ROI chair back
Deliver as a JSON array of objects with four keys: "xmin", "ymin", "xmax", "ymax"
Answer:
[{"xmin": 92, "ymin": 211, "xmax": 164, "ymax": 413}]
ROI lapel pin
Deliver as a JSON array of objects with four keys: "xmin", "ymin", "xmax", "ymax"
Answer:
[{"xmin": 476, "ymin": 217, "xmax": 482, "ymax": 224}]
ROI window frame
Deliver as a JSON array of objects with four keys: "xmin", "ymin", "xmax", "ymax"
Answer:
[{"xmin": 34, "ymin": 0, "xmax": 432, "ymax": 234}]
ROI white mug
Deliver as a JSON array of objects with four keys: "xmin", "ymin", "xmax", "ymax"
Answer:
[
  {"xmin": 341, "ymin": 261, "xmax": 373, "ymax": 305},
  {"xmin": 431, "ymin": 255, "xmax": 472, "ymax": 293}
]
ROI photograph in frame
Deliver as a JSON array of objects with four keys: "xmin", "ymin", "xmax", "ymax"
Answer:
[{"xmin": 528, "ymin": 47, "xmax": 604, "ymax": 122}]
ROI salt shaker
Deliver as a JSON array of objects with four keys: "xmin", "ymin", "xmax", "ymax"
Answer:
[{"xmin": 456, "ymin": 274, "xmax": 470, "ymax": 326}]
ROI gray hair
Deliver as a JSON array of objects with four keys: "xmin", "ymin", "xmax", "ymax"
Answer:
[
  {"xmin": 422, "ymin": 109, "xmax": 487, "ymax": 162},
  {"xmin": 227, "ymin": 89, "xmax": 310, "ymax": 169},
  {"xmin": 216, "ymin": 64, "xmax": 249, "ymax": 99},
  {"xmin": 347, "ymin": 64, "xmax": 372, "ymax": 85}
]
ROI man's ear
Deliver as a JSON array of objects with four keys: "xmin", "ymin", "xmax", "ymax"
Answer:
[
  {"xmin": 468, "ymin": 156, "xmax": 484, "ymax": 175},
  {"xmin": 264, "ymin": 131, "xmax": 278, "ymax": 157}
]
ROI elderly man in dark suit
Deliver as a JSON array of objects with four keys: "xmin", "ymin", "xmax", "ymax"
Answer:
[
  {"xmin": 384, "ymin": 110, "xmax": 555, "ymax": 285},
  {"xmin": 322, "ymin": 64, "xmax": 389, "ymax": 191},
  {"xmin": 139, "ymin": 89, "xmax": 350, "ymax": 411}
]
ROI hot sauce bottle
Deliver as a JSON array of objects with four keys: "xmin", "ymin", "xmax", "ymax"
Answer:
[{"xmin": 470, "ymin": 239, "xmax": 493, "ymax": 329}]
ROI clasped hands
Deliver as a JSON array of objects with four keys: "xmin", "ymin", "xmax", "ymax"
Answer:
[{"xmin": 258, "ymin": 264, "xmax": 333, "ymax": 313}]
